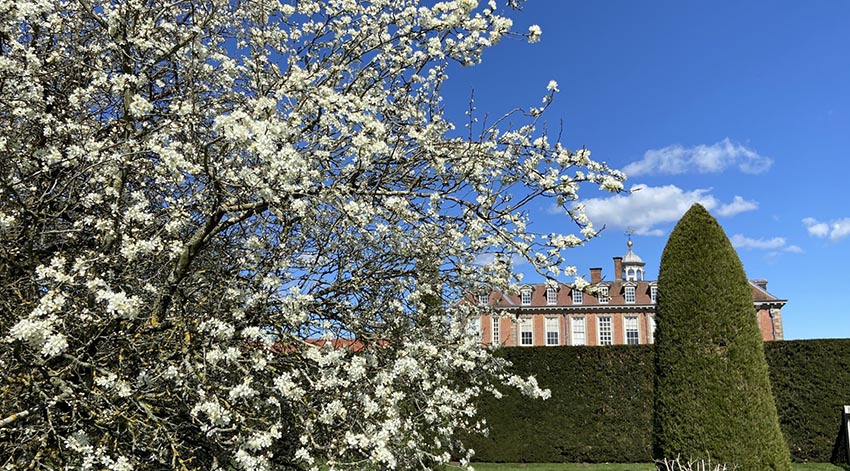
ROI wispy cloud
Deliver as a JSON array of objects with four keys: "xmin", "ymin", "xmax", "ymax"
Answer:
[
  {"xmin": 730, "ymin": 234, "xmax": 802, "ymax": 254},
  {"xmin": 623, "ymin": 138, "xmax": 773, "ymax": 177},
  {"xmin": 473, "ymin": 253, "xmax": 528, "ymax": 267},
  {"xmin": 803, "ymin": 217, "xmax": 850, "ymax": 241},
  {"xmin": 802, "ymin": 218, "xmax": 830, "ymax": 237},
  {"xmin": 715, "ymin": 196, "xmax": 759, "ymax": 217},
  {"xmin": 580, "ymin": 184, "xmax": 758, "ymax": 236}
]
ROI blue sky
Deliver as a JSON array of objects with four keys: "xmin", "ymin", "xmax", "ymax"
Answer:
[{"xmin": 441, "ymin": 1, "xmax": 850, "ymax": 340}]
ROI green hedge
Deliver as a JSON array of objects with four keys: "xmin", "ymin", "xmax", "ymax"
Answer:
[
  {"xmin": 468, "ymin": 345, "xmax": 655, "ymax": 463},
  {"xmin": 765, "ymin": 340, "xmax": 850, "ymax": 463},
  {"xmin": 466, "ymin": 339, "xmax": 850, "ymax": 464},
  {"xmin": 653, "ymin": 204, "xmax": 791, "ymax": 470}
]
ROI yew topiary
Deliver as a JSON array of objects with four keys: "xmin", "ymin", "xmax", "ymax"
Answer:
[{"xmin": 653, "ymin": 204, "xmax": 791, "ymax": 470}]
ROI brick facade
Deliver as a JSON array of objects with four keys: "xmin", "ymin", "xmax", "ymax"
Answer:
[{"xmin": 475, "ymin": 245, "xmax": 786, "ymax": 346}]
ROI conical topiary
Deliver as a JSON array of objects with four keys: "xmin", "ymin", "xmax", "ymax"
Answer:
[{"xmin": 653, "ymin": 204, "xmax": 791, "ymax": 470}]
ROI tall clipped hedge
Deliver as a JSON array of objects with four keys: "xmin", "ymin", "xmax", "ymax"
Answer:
[
  {"xmin": 653, "ymin": 204, "xmax": 791, "ymax": 470},
  {"xmin": 464, "ymin": 340, "xmax": 850, "ymax": 464},
  {"xmin": 466, "ymin": 345, "xmax": 655, "ymax": 463}
]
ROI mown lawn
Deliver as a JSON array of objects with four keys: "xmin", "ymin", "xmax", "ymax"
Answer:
[
  {"xmin": 465, "ymin": 463, "xmax": 844, "ymax": 471},
  {"xmin": 466, "ymin": 464, "xmax": 653, "ymax": 471}
]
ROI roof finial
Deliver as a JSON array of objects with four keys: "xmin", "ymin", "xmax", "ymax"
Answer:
[{"xmin": 626, "ymin": 228, "xmax": 635, "ymax": 248}]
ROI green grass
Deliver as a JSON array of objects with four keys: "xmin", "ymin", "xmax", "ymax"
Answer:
[
  {"xmin": 793, "ymin": 465, "xmax": 848, "ymax": 471},
  {"xmin": 466, "ymin": 464, "xmax": 654, "ymax": 471},
  {"xmin": 462, "ymin": 464, "xmax": 844, "ymax": 471}
]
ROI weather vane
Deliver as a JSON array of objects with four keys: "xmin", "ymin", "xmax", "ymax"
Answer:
[{"xmin": 625, "ymin": 228, "xmax": 635, "ymax": 247}]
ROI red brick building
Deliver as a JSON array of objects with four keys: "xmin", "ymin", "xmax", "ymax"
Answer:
[{"xmin": 475, "ymin": 242, "xmax": 785, "ymax": 346}]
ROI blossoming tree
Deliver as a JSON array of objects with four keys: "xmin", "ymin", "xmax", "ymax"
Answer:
[{"xmin": 0, "ymin": 0, "xmax": 624, "ymax": 469}]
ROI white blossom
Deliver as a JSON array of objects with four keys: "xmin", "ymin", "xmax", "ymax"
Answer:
[
  {"xmin": 40, "ymin": 333, "xmax": 69, "ymax": 357},
  {"xmin": 192, "ymin": 400, "xmax": 232, "ymax": 428},
  {"xmin": 228, "ymin": 378, "xmax": 258, "ymax": 401},
  {"xmin": 94, "ymin": 372, "xmax": 133, "ymax": 398},
  {"xmin": 528, "ymin": 24, "xmax": 542, "ymax": 43},
  {"xmin": 0, "ymin": 212, "xmax": 16, "ymax": 230}
]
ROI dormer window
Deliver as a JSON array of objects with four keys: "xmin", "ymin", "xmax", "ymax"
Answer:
[
  {"xmin": 546, "ymin": 286, "xmax": 557, "ymax": 305},
  {"xmin": 478, "ymin": 293, "xmax": 489, "ymax": 305},
  {"xmin": 650, "ymin": 285, "xmax": 657, "ymax": 304},
  {"xmin": 625, "ymin": 286, "xmax": 635, "ymax": 304},
  {"xmin": 572, "ymin": 289, "xmax": 583, "ymax": 305},
  {"xmin": 520, "ymin": 288, "xmax": 532, "ymax": 306},
  {"xmin": 598, "ymin": 286, "xmax": 609, "ymax": 304}
]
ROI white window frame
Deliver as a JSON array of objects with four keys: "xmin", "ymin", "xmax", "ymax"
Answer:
[
  {"xmin": 624, "ymin": 316, "xmax": 640, "ymax": 345},
  {"xmin": 649, "ymin": 315, "xmax": 657, "ymax": 343},
  {"xmin": 650, "ymin": 286, "xmax": 657, "ymax": 304},
  {"xmin": 479, "ymin": 293, "xmax": 489, "ymax": 305},
  {"xmin": 571, "ymin": 316, "xmax": 586, "ymax": 346},
  {"xmin": 491, "ymin": 316, "xmax": 500, "ymax": 345},
  {"xmin": 598, "ymin": 286, "xmax": 609, "ymax": 304},
  {"xmin": 572, "ymin": 289, "xmax": 583, "ymax": 305},
  {"xmin": 545, "ymin": 317, "xmax": 560, "ymax": 346},
  {"xmin": 546, "ymin": 287, "xmax": 557, "ymax": 305},
  {"xmin": 597, "ymin": 316, "xmax": 612, "ymax": 345},
  {"xmin": 519, "ymin": 317, "xmax": 533, "ymax": 346},
  {"xmin": 624, "ymin": 286, "xmax": 636, "ymax": 304},
  {"xmin": 520, "ymin": 288, "xmax": 532, "ymax": 306}
]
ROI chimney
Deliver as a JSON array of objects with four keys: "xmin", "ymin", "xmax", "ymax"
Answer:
[
  {"xmin": 613, "ymin": 257, "xmax": 623, "ymax": 281},
  {"xmin": 753, "ymin": 279, "xmax": 768, "ymax": 290},
  {"xmin": 590, "ymin": 267, "xmax": 602, "ymax": 284}
]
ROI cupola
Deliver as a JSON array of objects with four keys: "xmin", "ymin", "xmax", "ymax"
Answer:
[{"xmin": 621, "ymin": 239, "xmax": 645, "ymax": 281}]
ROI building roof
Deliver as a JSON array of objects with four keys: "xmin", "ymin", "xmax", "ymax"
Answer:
[
  {"xmin": 622, "ymin": 246, "xmax": 645, "ymax": 266},
  {"xmin": 473, "ymin": 241, "xmax": 786, "ymax": 311},
  {"xmin": 749, "ymin": 279, "xmax": 787, "ymax": 308},
  {"xmin": 479, "ymin": 279, "xmax": 785, "ymax": 311}
]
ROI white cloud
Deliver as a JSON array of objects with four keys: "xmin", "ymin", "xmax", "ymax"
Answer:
[
  {"xmin": 545, "ymin": 202, "xmax": 566, "ymax": 215},
  {"xmin": 834, "ymin": 221, "xmax": 850, "ymax": 240},
  {"xmin": 716, "ymin": 196, "xmax": 759, "ymax": 217},
  {"xmin": 623, "ymin": 138, "xmax": 773, "ymax": 177},
  {"xmin": 473, "ymin": 253, "xmax": 528, "ymax": 267},
  {"xmin": 802, "ymin": 217, "xmax": 829, "ymax": 237},
  {"xmin": 803, "ymin": 217, "xmax": 850, "ymax": 241},
  {"xmin": 729, "ymin": 234, "xmax": 786, "ymax": 250},
  {"xmin": 580, "ymin": 184, "xmax": 757, "ymax": 236},
  {"xmin": 729, "ymin": 234, "xmax": 800, "ymax": 254}
]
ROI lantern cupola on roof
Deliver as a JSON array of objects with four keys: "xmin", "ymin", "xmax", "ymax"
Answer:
[{"xmin": 622, "ymin": 238, "xmax": 645, "ymax": 281}]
